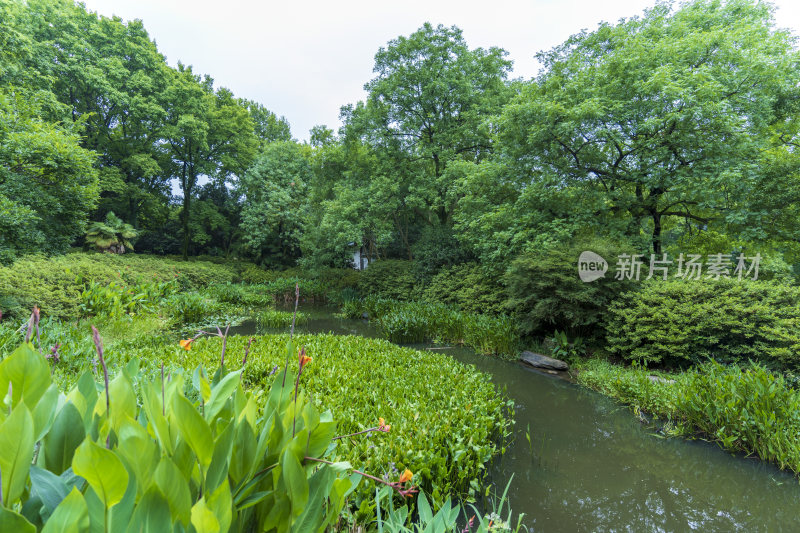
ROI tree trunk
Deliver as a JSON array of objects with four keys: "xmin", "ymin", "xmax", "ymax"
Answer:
[
  {"xmin": 181, "ymin": 165, "xmax": 193, "ymax": 260},
  {"xmin": 651, "ymin": 211, "xmax": 662, "ymax": 255}
]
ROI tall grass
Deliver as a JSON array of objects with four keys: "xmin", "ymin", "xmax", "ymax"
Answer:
[
  {"xmin": 577, "ymin": 359, "xmax": 800, "ymax": 475},
  {"xmin": 359, "ymin": 297, "xmax": 520, "ymax": 358}
]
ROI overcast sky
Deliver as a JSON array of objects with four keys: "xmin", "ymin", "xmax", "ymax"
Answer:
[{"xmin": 81, "ymin": 0, "xmax": 800, "ymax": 142}]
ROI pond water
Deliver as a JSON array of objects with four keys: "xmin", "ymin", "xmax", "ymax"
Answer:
[{"xmin": 232, "ymin": 305, "xmax": 800, "ymax": 532}]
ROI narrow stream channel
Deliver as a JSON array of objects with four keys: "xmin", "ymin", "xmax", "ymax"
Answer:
[{"xmin": 232, "ymin": 305, "xmax": 800, "ymax": 532}]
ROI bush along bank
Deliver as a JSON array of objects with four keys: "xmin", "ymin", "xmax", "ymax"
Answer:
[{"xmin": 576, "ymin": 359, "xmax": 800, "ymax": 475}]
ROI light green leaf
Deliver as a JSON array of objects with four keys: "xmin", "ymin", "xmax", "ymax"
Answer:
[
  {"xmin": 204, "ymin": 371, "xmax": 240, "ymax": 422},
  {"xmin": 72, "ymin": 439, "xmax": 128, "ymax": 508},
  {"xmin": 0, "ymin": 402, "xmax": 34, "ymax": 505},
  {"xmin": 171, "ymin": 394, "xmax": 213, "ymax": 469},
  {"xmin": 190, "ymin": 498, "xmax": 220, "ymax": 533},
  {"xmin": 42, "ymin": 487, "xmax": 89, "ymax": 533},
  {"xmin": 0, "ymin": 506, "xmax": 35, "ymax": 533}
]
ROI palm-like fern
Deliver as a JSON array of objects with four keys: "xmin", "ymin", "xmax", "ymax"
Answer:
[{"xmin": 85, "ymin": 212, "xmax": 137, "ymax": 253}]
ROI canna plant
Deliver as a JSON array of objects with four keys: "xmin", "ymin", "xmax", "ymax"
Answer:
[{"xmin": 0, "ymin": 307, "xmax": 418, "ymax": 532}]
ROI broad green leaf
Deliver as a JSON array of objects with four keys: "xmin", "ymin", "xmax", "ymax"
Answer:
[
  {"xmin": 153, "ymin": 457, "xmax": 191, "ymax": 526},
  {"xmin": 125, "ymin": 487, "xmax": 171, "ymax": 533},
  {"xmin": 204, "ymin": 371, "xmax": 240, "ymax": 422},
  {"xmin": 32, "ymin": 384, "xmax": 59, "ymax": 441},
  {"xmin": 29, "ymin": 466, "xmax": 68, "ymax": 517},
  {"xmin": 190, "ymin": 498, "xmax": 220, "ymax": 533},
  {"xmin": 206, "ymin": 419, "xmax": 234, "ymax": 493},
  {"xmin": 281, "ymin": 449, "xmax": 308, "ymax": 517},
  {"xmin": 43, "ymin": 402, "xmax": 85, "ymax": 475},
  {"xmin": 0, "ymin": 343, "xmax": 50, "ymax": 409},
  {"xmin": 0, "ymin": 402, "xmax": 34, "ymax": 505},
  {"xmin": 0, "ymin": 506, "xmax": 35, "ymax": 533},
  {"xmin": 41, "ymin": 488, "xmax": 89, "ymax": 533},
  {"xmin": 206, "ymin": 478, "xmax": 232, "ymax": 533},
  {"xmin": 72, "ymin": 439, "xmax": 128, "ymax": 508},
  {"xmin": 171, "ymin": 394, "xmax": 213, "ymax": 469},
  {"xmin": 106, "ymin": 374, "xmax": 136, "ymax": 431},
  {"xmin": 140, "ymin": 381, "xmax": 172, "ymax": 454},
  {"xmin": 293, "ymin": 466, "xmax": 335, "ymax": 532},
  {"xmin": 117, "ymin": 418, "xmax": 158, "ymax": 496},
  {"xmin": 108, "ymin": 471, "xmax": 137, "ymax": 532}
]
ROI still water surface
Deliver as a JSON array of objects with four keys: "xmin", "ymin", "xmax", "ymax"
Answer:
[{"xmin": 232, "ymin": 306, "xmax": 800, "ymax": 532}]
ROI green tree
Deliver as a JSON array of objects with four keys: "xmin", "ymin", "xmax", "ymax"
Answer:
[
  {"xmin": 0, "ymin": 88, "xmax": 98, "ymax": 262},
  {"xmin": 244, "ymin": 100, "xmax": 292, "ymax": 147},
  {"xmin": 332, "ymin": 22, "xmax": 512, "ymax": 261},
  {"xmin": 240, "ymin": 141, "xmax": 311, "ymax": 266},
  {"xmin": 20, "ymin": 0, "xmax": 173, "ymax": 229},
  {"xmin": 493, "ymin": 0, "xmax": 800, "ymax": 254},
  {"xmin": 162, "ymin": 66, "xmax": 257, "ymax": 258}
]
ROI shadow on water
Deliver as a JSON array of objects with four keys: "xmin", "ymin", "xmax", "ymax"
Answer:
[{"xmin": 232, "ymin": 304, "xmax": 800, "ymax": 532}]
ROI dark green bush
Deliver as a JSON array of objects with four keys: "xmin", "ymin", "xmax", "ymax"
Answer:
[
  {"xmin": 605, "ymin": 278, "xmax": 800, "ymax": 369},
  {"xmin": 410, "ymin": 224, "xmax": 472, "ymax": 282},
  {"xmin": 422, "ymin": 262, "xmax": 505, "ymax": 315},
  {"xmin": 357, "ymin": 260, "xmax": 417, "ymax": 301},
  {"xmin": 504, "ymin": 239, "xmax": 636, "ymax": 338}
]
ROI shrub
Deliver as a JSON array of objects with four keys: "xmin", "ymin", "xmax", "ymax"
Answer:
[
  {"xmin": 205, "ymin": 282, "xmax": 274, "ymax": 308},
  {"xmin": 0, "ymin": 253, "xmax": 242, "ymax": 319},
  {"xmin": 358, "ymin": 260, "xmax": 417, "ymax": 301},
  {"xmin": 605, "ymin": 279, "xmax": 800, "ymax": 369},
  {"xmin": 366, "ymin": 299, "xmax": 520, "ymax": 358},
  {"xmin": 409, "ymin": 224, "xmax": 472, "ymax": 282},
  {"xmin": 422, "ymin": 262, "xmax": 505, "ymax": 315},
  {"xmin": 240, "ymin": 263, "xmax": 282, "ymax": 284},
  {"xmin": 679, "ymin": 361, "xmax": 800, "ymax": 473},
  {"xmin": 165, "ymin": 292, "xmax": 222, "ymax": 325},
  {"xmin": 504, "ymin": 238, "xmax": 637, "ymax": 338}
]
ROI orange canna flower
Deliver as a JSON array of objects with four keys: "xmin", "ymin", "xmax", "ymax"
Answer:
[
  {"xmin": 398, "ymin": 468, "xmax": 413, "ymax": 484},
  {"xmin": 298, "ymin": 348, "xmax": 312, "ymax": 369},
  {"xmin": 378, "ymin": 417, "xmax": 391, "ymax": 432},
  {"xmin": 179, "ymin": 339, "xmax": 193, "ymax": 351}
]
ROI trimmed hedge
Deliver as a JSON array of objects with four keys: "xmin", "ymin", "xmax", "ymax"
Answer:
[{"xmin": 605, "ymin": 279, "xmax": 800, "ymax": 369}]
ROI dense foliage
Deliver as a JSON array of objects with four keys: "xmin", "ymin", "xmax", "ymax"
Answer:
[
  {"xmin": 504, "ymin": 240, "xmax": 636, "ymax": 338},
  {"xmin": 605, "ymin": 279, "xmax": 800, "ymax": 369},
  {"xmin": 421, "ymin": 262, "xmax": 505, "ymax": 316},
  {"xmin": 357, "ymin": 260, "xmax": 417, "ymax": 301},
  {"xmin": 0, "ymin": 253, "xmax": 243, "ymax": 319}
]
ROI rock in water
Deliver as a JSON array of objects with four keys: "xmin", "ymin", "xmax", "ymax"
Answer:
[{"xmin": 520, "ymin": 351, "xmax": 569, "ymax": 371}]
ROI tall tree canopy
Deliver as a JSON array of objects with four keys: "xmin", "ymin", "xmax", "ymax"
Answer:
[
  {"xmin": 471, "ymin": 0, "xmax": 800, "ymax": 256},
  {"xmin": 163, "ymin": 66, "xmax": 257, "ymax": 258}
]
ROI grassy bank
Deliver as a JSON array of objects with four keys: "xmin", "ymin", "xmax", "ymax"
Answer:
[{"xmin": 576, "ymin": 359, "xmax": 800, "ymax": 475}]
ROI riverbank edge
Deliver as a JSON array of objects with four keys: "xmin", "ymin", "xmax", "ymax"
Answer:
[{"xmin": 572, "ymin": 357, "xmax": 800, "ymax": 477}]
